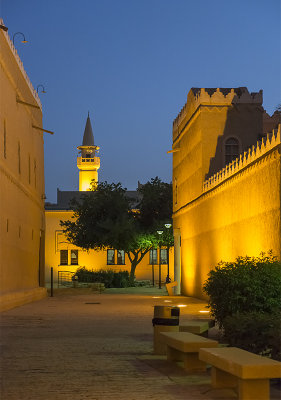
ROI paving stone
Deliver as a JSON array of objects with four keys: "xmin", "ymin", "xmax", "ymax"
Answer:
[{"xmin": 0, "ymin": 292, "xmax": 280, "ymax": 400}]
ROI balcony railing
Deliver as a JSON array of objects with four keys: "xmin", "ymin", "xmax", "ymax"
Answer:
[{"xmin": 77, "ymin": 156, "xmax": 100, "ymax": 166}]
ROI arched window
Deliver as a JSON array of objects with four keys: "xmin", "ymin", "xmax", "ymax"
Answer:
[{"xmin": 225, "ymin": 137, "xmax": 240, "ymax": 165}]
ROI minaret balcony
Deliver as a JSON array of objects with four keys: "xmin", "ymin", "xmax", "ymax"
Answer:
[{"xmin": 77, "ymin": 156, "xmax": 100, "ymax": 170}]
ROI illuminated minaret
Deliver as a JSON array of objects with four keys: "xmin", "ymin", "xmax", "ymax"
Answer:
[{"xmin": 77, "ymin": 113, "xmax": 100, "ymax": 191}]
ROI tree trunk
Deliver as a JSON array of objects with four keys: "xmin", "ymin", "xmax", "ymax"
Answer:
[
  {"xmin": 129, "ymin": 260, "xmax": 138, "ymax": 286},
  {"xmin": 127, "ymin": 249, "xmax": 150, "ymax": 286}
]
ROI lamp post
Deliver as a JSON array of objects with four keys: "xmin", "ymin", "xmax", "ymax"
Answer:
[
  {"xmin": 164, "ymin": 223, "xmax": 172, "ymax": 283},
  {"xmin": 151, "ymin": 247, "xmax": 155, "ymax": 287},
  {"xmin": 12, "ymin": 32, "xmax": 28, "ymax": 45},
  {"xmin": 36, "ymin": 84, "xmax": 46, "ymax": 94},
  {"xmin": 157, "ymin": 230, "xmax": 163, "ymax": 289}
]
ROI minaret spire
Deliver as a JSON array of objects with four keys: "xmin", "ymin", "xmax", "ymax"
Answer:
[{"xmin": 77, "ymin": 113, "xmax": 100, "ymax": 191}]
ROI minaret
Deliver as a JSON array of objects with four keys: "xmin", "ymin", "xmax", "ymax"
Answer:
[{"xmin": 77, "ymin": 113, "xmax": 100, "ymax": 191}]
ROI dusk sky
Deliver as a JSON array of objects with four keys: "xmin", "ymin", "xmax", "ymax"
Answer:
[{"xmin": 1, "ymin": 0, "xmax": 280, "ymax": 203}]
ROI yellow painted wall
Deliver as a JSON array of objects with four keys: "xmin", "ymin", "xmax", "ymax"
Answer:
[
  {"xmin": 0, "ymin": 22, "xmax": 47, "ymax": 310},
  {"xmin": 79, "ymin": 169, "xmax": 98, "ymax": 191},
  {"xmin": 174, "ymin": 146, "xmax": 280, "ymax": 298},
  {"xmin": 45, "ymin": 210, "xmax": 174, "ymax": 286}
]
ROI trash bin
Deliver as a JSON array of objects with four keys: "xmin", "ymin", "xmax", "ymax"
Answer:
[{"xmin": 152, "ymin": 305, "xmax": 180, "ymax": 355}]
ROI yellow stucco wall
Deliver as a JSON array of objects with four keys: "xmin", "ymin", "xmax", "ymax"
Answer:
[
  {"xmin": 78, "ymin": 169, "xmax": 98, "ymax": 191},
  {"xmin": 174, "ymin": 146, "xmax": 280, "ymax": 299},
  {"xmin": 45, "ymin": 210, "xmax": 174, "ymax": 286},
  {"xmin": 0, "ymin": 23, "xmax": 47, "ymax": 310},
  {"xmin": 172, "ymin": 88, "xmax": 280, "ymax": 299}
]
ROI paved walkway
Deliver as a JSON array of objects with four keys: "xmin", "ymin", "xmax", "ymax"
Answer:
[{"xmin": 0, "ymin": 288, "xmax": 280, "ymax": 400}]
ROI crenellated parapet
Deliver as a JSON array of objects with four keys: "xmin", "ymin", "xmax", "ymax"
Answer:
[
  {"xmin": 203, "ymin": 124, "xmax": 281, "ymax": 192},
  {"xmin": 173, "ymin": 87, "xmax": 263, "ymax": 131},
  {"xmin": 0, "ymin": 18, "xmax": 41, "ymax": 109}
]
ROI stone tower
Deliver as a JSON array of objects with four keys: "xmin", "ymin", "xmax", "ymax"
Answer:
[{"xmin": 77, "ymin": 113, "xmax": 100, "ymax": 191}]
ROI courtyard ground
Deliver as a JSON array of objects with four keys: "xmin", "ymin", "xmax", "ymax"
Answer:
[{"xmin": 0, "ymin": 287, "xmax": 280, "ymax": 400}]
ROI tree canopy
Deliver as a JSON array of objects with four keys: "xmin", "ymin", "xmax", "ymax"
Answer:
[{"xmin": 60, "ymin": 178, "xmax": 173, "ymax": 284}]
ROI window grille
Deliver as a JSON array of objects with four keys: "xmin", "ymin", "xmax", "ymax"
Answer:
[
  {"xmin": 160, "ymin": 249, "xmax": 168, "ymax": 264},
  {"xmin": 149, "ymin": 249, "xmax": 158, "ymax": 264},
  {"xmin": 60, "ymin": 250, "xmax": 68, "ymax": 265},
  {"xmin": 225, "ymin": 137, "xmax": 239, "ymax": 165},
  {"xmin": 107, "ymin": 249, "xmax": 115, "ymax": 265},
  {"xmin": 71, "ymin": 249, "xmax": 78, "ymax": 265},
  {"xmin": 117, "ymin": 250, "xmax": 125, "ymax": 265}
]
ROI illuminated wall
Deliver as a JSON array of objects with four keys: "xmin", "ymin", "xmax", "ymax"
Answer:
[
  {"xmin": 45, "ymin": 210, "xmax": 174, "ymax": 286},
  {"xmin": 79, "ymin": 169, "xmax": 98, "ymax": 191},
  {"xmin": 0, "ymin": 21, "xmax": 47, "ymax": 311},
  {"xmin": 172, "ymin": 87, "xmax": 280, "ymax": 299}
]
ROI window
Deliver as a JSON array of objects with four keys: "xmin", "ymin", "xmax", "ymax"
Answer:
[
  {"xmin": 18, "ymin": 142, "xmax": 21, "ymax": 174},
  {"xmin": 225, "ymin": 137, "xmax": 239, "ymax": 165},
  {"xmin": 3, "ymin": 120, "xmax": 6, "ymax": 158},
  {"xmin": 107, "ymin": 249, "xmax": 115, "ymax": 265},
  {"xmin": 28, "ymin": 155, "xmax": 31, "ymax": 184},
  {"xmin": 60, "ymin": 250, "xmax": 68, "ymax": 265},
  {"xmin": 117, "ymin": 250, "xmax": 125, "ymax": 265},
  {"xmin": 160, "ymin": 249, "xmax": 168, "ymax": 264},
  {"xmin": 71, "ymin": 250, "xmax": 78, "ymax": 265},
  {"xmin": 149, "ymin": 249, "xmax": 158, "ymax": 264},
  {"xmin": 34, "ymin": 159, "xmax": 37, "ymax": 187}
]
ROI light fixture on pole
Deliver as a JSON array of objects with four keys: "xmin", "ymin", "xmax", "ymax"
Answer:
[
  {"xmin": 36, "ymin": 84, "xmax": 47, "ymax": 94},
  {"xmin": 0, "ymin": 24, "xmax": 8, "ymax": 32},
  {"xmin": 157, "ymin": 230, "xmax": 163, "ymax": 289},
  {"xmin": 150, "ymin": 247, "xmax": 154, "ymax": 287},
  {"xmin": 164, "ymin": 223, "xmax": 172, "ymax": 283},
  {"xmin": 12, "ymin": 32, "xmax": 28, "ymax": 45}
]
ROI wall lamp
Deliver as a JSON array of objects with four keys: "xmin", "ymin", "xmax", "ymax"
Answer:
[
  {"xmin": 36, "ymin": 84, "xmax": 46, "ymax": 94},
  {"xmin": 13, "ymin": 32, "xmax": 28, "ymax": 45},
  {"xmin": 0, "ymin": 24, "xmax": 8, "ymax": 32},
  {"xmin": 164, "ymin": 223, "xmax": 172, "ymax": 283}
]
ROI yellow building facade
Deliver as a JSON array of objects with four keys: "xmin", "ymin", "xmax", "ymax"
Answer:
[
  {"xmin": 45, "ymin": 115, "xmax": 174, "ymax": 286},
  {"xmin": 172, "ymin": 87, "xmax": 280, "ymax": 298},
  {"xmin": 0, "ymin": 21, "xmax": 47, "ymax": 311}
]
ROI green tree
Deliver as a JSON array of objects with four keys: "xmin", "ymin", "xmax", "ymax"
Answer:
[
  {"xmin": 137, "ymin": 177, "xmax": 173, "ymax": 231},
  {"xmin": 61, "ymin": 178, "xmax": 173, "ymax": 285}
]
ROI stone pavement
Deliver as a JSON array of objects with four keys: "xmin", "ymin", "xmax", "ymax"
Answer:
[{"xmin": 0, "ymin": 288, "xmax": 280, "ymax": 400}]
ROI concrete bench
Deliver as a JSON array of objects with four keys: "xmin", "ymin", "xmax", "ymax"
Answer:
[
  {"xmin": 160, "ymin": 331, "xmax": 218, "ymax": 372},
  {"xmin": 165, "ymin": 281, "xmax": 177, "ymax": 296},
  {"xmin": 199, "ymin": 347, "xmax": 281, "ymax": 400},
  {"xmin": 179, "ymin": 320, "xmax": 212, "ymax": 336}
]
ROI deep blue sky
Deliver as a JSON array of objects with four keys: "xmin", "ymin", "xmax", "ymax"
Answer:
[{"xmin": 1, "ymin": 0, "xmax": 280, "ymax": 203}]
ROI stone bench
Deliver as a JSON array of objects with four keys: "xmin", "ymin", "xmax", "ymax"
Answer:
[
  {"xmin": 160, "ymin": 331, "xmax": 218, "ymax": 372},
  {"xmin": 199, "ymin": 347, "xmax": 281, "ymax": 400},
  {"xmin": 179, "ymin": 319, "xmax": 214, "ymax": 337},
  {"xmin": 165, "ymin": 281, "xmax": 177, "ymax": 296}
]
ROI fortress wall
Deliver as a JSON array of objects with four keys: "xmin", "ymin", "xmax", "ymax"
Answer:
[
  {"xmin": 0, "ymin": 20, "xmax": 46, "ymax": 309},
  {"xmin": 174, "ymin": 130, "xmax": 280, "ymax": 299}
]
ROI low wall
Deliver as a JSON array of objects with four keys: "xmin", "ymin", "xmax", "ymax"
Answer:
[{"xmin": 0, "ymin": 287, "xmax": 47, "ymax": 312}]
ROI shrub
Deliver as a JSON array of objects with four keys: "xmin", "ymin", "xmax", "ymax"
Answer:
[
  {"xmin": 223, "ymin": 311, "xmax": 281, "ymax": 361},
  {"xmin": 203, "ymin": 252, "xmax": 281, "ymax": 328},
  {"xmin": 74, "ymin": 267, "xmax": 130, "ymax": 288}
]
